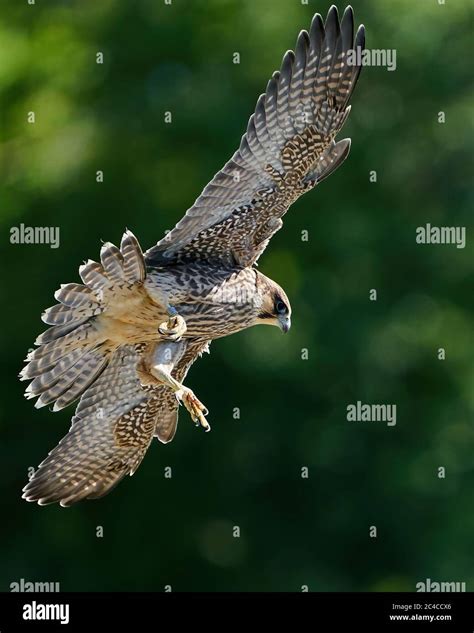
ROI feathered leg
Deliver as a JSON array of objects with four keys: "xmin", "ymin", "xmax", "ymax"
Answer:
[{"xmin": 148, "ymin": 340, "xmax": 210, "ymax": 431}]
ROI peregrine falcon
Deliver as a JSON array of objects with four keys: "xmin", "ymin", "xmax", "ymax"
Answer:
[{"xmin": 21, "ymin": 6, "xmax": 365, "ymax": 505}]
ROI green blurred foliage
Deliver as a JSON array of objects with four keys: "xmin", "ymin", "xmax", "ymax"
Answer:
[{"xmin": 0, "ymin": 0, "xmax": 473, "ymax": 592}]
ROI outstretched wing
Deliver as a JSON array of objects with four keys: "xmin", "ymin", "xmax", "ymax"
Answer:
[
  {"xmin": 22, "ymin": 339, "xmax": 209, "ymax": 506},
  {"xmin": 146, "ymin": 6, "xmax": 364, "ymax": 268},
  {"xmin": 22, "ymin": 344, "xmax": 158, "ymax": 506}
]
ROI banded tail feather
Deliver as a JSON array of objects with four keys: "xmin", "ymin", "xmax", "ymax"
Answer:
[{"xmin": 20, "ymin": 230, "xmax": 147, "ymax": 411}]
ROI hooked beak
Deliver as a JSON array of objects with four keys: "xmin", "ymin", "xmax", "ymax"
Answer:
[{"xmin": 278, "ymin": 314, "xmax": 291, "ymax": 334}]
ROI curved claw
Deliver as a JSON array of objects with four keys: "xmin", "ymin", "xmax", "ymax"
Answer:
[{"xmin": 178, "ymin": 388, "xmax": 210, "ymax": 431}]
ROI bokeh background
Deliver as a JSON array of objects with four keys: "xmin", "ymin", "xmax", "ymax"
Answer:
[{"xmin": 0, "ymin": 0, "xmax": 473, "ymax": 592}]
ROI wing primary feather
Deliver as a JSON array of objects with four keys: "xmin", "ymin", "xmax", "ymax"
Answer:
[
  {"xmin": 277, "ymin": 50, "xmax": 296, "ymax": 138},
  {"xmin": 290, "ymin": 30, "xmax": 309, "ymax": 129}
]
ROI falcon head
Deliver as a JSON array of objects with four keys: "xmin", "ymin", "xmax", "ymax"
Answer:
[{"xmin": 255, "ymin": 272, "xmax": 292, "ymax": 334}]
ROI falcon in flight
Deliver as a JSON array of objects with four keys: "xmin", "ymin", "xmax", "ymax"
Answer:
[{"xmin": 21, "ymin": 5, "xmax": 365, "ymax": 505}]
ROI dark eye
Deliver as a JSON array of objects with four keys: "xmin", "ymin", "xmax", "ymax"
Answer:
[{"xmin": 275, "ymin": 300, "xmax": 286, "ymax": 315}]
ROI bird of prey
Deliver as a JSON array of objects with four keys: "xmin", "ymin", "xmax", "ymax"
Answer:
[{"xmin": 21, "ymin": 5, "xmax": 365, "ymax": 506}]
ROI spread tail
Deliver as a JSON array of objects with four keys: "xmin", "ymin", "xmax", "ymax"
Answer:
[{"xmin": 20, "ymin": 230, "xmax": 146, "ymax": 411}]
